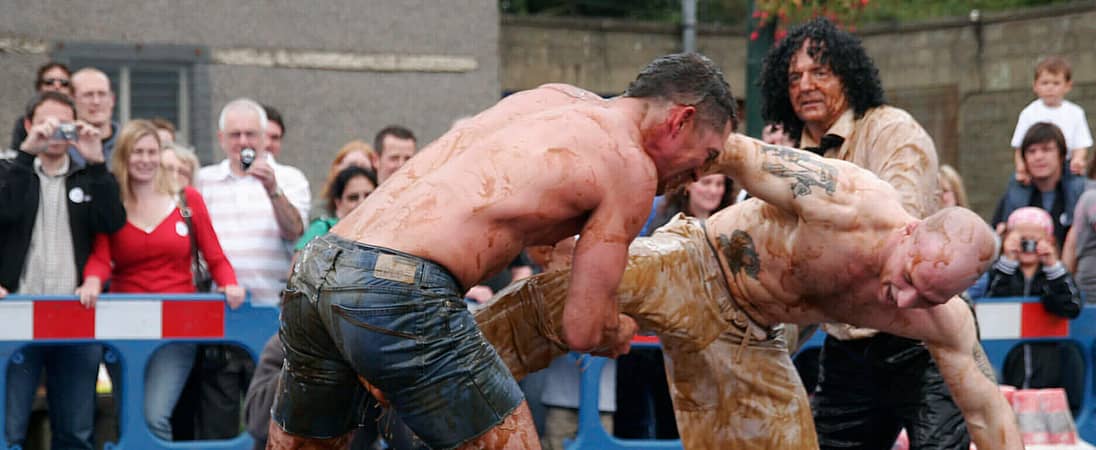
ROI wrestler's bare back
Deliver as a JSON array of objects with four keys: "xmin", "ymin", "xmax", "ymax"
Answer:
[{"xmin": 333, "ymin": 84, "xmax": 657, "ymax": 290}]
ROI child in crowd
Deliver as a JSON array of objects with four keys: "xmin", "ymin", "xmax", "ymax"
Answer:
[
  {"xmin": 1011, "ymin": 55, "xmax": 1093, "ymax": 182},
  {"xmin": 968, "ymin": 207, "xmax": 1083, "ymax": 414}
]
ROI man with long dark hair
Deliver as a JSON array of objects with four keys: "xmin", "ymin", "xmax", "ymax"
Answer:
[{"xmin": 760, "ymin": 18, "xmax": 964, "ymax": 450}]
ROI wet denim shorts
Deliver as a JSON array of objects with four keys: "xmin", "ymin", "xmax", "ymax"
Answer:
[{"xmin": 272, "ymin": 234, "xmax": 524, "ymax": 449}]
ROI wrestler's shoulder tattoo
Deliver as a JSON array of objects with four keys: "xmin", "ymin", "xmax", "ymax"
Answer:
[
  {"xmin": 718, "ymin": 230, "xmax": 760, "ymax": 280},
  {"xmin": 760, "ymin": 144, "xmax": 838, "ymax": 198}
]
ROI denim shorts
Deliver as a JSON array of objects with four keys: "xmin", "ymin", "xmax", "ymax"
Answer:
[{"xmin": 272, "ymin": 234, "xmax": 524, "ymax": 449}]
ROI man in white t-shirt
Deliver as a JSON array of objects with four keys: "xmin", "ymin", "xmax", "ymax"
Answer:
[{"xmin": 1011, "ymin": 55, "xmax": 1093, "ymax": 182}]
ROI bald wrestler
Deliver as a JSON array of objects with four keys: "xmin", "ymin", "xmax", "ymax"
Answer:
[
  {"xmin": 475, "ymin": 134, "xmax": 1022, "ymax": 450},
  {"xmin": 267, "ymin": 53, "xmax": 736, "ymax": 450}
]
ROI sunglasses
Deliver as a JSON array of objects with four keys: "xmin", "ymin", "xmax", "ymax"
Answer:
[{"xmin": 40, "ymin": 78, "xmax": 71, "ymax": 87}]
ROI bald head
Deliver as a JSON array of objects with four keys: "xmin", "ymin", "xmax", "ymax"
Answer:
[
  {"xmin": 879, "ymin": 207, "xmax": 995, "ymax": 309},
  {"xmin": 72, "ymin": 68, "xmax": 114, "ymax": 127},
  {"xmin": 910, "ymin": 207, "xmax": 996, "ymax": 302}
]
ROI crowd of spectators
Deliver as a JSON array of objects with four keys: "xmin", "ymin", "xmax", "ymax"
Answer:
[
  {"xmin": 1, "ymin": 26, "xmax": 1095, "ymax": 449},
  {"xmin": 0, "ymin": 62, "xmax": 423, "ymax": 448}
]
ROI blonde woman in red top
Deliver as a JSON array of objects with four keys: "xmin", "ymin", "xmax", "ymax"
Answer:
[{"xmin": 76, "ymin": 119, "xmax": 243, "ymax": 441}]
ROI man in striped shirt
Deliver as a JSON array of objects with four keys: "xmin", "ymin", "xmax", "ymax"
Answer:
[
  {"xmin": 197, "ymin": 98, "xmax": 310, "ymax": 307},
  {"xmin": 192, "ymin": 98, "xmax": 309, "ymax": 439}
]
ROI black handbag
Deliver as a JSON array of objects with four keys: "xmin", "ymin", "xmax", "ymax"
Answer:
[{"xmin": 178, "ymin": 191, "xmax": 214, "ymax": 292}]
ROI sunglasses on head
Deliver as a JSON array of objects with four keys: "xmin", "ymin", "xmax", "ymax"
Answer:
[{"xmin": 40, "ymin": 78, "xmax": 71, "ymax": 87}]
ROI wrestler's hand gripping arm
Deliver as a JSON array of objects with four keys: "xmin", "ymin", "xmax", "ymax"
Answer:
[
  {"xmin": 561, "ymin": 178, "xmax": 645, "ymax": 356},
  {"xmin": 925, "ymin": 301, "xmax": 1023, "ymax": 450}
]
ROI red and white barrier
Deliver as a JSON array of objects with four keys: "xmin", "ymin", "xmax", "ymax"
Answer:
[
  {"xmin": 0, "ymin": 300, "xmax": 224, "ymax": 341},
  {"xmin": 975, "ymin": 302, "xmax": 1070, "ymax": 339}
]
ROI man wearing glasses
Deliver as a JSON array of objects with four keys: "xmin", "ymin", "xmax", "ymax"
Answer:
[{"xmin": 9, "ymin": 62, "xmax": 73, "ymax": 153}]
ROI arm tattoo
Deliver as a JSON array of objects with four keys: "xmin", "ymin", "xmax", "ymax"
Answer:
[
  {"xmin": 760, "ymin": 144, "xmax": 838, "ymax": 198},
  {"xmin": 718, "ymin": 230, "xmax": 760, "ymax": 280},
  {"xmin": 972, "ymin": 343, "xmax": 998, "ymax": 383}
]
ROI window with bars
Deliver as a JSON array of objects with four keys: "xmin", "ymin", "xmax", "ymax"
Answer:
[
  {"xmin": 67, "ymin": 63, "xmax": 191, "ymax": 143},
  {"xmin": 53, "ymin": 42, "xmax": 212, "ymax": 160}
]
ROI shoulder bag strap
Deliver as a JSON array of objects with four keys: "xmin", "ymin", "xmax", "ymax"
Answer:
[{"xmin": 177, "ymin": 190, "xmax": 202, "ymax": 289}]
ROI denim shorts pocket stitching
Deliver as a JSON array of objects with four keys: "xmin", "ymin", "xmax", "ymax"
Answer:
[
  {"xmin": 321, "ymin": 284, "xmax": 418, "ymax": 296},
  {"xmin": 330, "ymin": 304, "xmax": 419, "ymax": 340}
]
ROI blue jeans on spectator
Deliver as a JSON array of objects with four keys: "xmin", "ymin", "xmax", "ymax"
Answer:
[
  {"xmin": 144, "ymin": 343, "xmax": 197, "ymax": 441},
  {"xmin": 6, "ymin": 344, "xmax": 102, "ymax": 450}
]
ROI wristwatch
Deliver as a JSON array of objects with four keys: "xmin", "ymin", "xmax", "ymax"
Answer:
[{"xmin": 269, "ymin": 186, "xmax": 284, "ymax": 199}]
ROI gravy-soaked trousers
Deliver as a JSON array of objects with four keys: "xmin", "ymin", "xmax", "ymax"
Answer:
[{"xmin": 474, "ymin": 215, "xmax": 818, "ymax": 450}]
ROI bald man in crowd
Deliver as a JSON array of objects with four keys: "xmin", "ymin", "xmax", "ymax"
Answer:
[{"xmin": 476, "ymin": 134, "xmax": 1022, "ymax": 449}]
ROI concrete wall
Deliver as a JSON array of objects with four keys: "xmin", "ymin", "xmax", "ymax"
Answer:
[
  {"xmin": 502, "ymin": 15, "xmax": 746, "ymax": 97},
  {"xmin": 501, "ymin": 3, "xmax": 1096, "ymax": 219},
  {"xmin": 0, "ymin": 0, "xmax": 499, "ymax": 210}
]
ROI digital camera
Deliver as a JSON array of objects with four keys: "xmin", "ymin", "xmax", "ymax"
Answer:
[
  {"xmin": 1021, "ymin": 239, "xmax": 1038, "ymax": 253},
  {"xmin": 54, "ymin": 123, "xmax": 77, "ymax": 141},
  {"xmin": 240, "ymin": 147, "xmax": 257, "ymax": 171}
]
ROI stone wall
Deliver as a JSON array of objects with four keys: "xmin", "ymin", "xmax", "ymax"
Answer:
[{"xmin": 501, "ymin": 2, "xmax": 1096, "ymax": 219}]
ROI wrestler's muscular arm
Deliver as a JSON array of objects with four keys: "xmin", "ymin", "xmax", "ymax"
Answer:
[
  {"xmin": 921, "ymin": 302, "xmax": 1023, "ymax": 449},
  {"xmin": 706, "ymin": 134, "xmax": 891, "ymax": 224},
  {"xmin": 562, "ymin": 149, "xmax": 650, "ymax": 355}
]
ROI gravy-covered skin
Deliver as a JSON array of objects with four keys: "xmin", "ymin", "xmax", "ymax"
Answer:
[
  {"xmin": 476, "ymin": 134, "xmax": 1021, "ymax": 449},
  {"xmin": 272, "ymin": 53, "xmax": 736, "ymax": 450},
  {"xmin": 334, "ymin": 81, "xmax": 730, "ymax": 352},
  {"xmin": 705, "ymin": 135, "xmax": 1017, "ymax": 450}
]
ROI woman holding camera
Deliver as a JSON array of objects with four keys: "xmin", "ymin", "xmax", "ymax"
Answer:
[
  {"xmin": 968, "ymin": 206, "xmax": 1083, "ymax": 413},
  {"xmin": 76, "ymin": 119, "xmax": 243, "ymax": 441}
]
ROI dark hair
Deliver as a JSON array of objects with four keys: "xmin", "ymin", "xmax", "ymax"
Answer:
[
  {"xmin": 35, "ymin": 62, "xmax": 71, "ymax": 90},
  {"xmin": 262, "ymin": 104, "xmax": 285, "ymax": 136},
  {"xmin": 1035, "ymin": 55, "xmax": 1072, "ymax": 82},
  {"xmin": 374, "ymin": 125, "xmax": 416, "ymax": 155},
  {"xmin": 326, "ymin": 165, "xmax": 378, "ymax": 214},
  {"xmin": 624, "ymin": 52, "xmax": 737, "ymax": 130},
  {"xmin": 1021, "ymin": 122, "xmax": 1067, "ymax": 162},
  {"xmin": 25, "ymin": 91, "xmax": 77, "ymax": 121},
  {"xmin": 760, "ymin": 17, "xmax": 885, "ymax": 141},
  {"xmin": 653, "ymin": 175, "xmax": 735, "ymax": 228}
]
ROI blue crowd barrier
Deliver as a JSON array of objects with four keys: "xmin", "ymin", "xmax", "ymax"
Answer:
[
  {"xmin": 0, "ymin": 294, "xmax": 279, "ymax": 450},
  {"xmin": 566, "ymin": 341, "xmax": 680, "ymax": 450},
  {"xmin": 569, "ymin": 297, "xmax": 1096, "ymax": 449},
  {"xmin": 973, "ymin": 297, "xmax": 1096, "ymax": 442}
]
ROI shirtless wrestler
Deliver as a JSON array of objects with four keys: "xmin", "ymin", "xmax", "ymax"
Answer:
[
  {"xmin": 475, "ymin": 134, "xmax": 1022, "ymax": 449},
  {"xmin": 266, "ymin": 52, "xmax": 736, "ymax": 450}
]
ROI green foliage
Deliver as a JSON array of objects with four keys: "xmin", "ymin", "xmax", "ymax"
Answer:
[
  {"xmin": 858, "ymin": 0, "xmax": 1076, "ymax": 24},
  {"xmin": 499, "ymin": 0, "xmax": 1078, "ymax": 26},
  {"xmin": 499, "ymin": 0, "xmax": 749, "ymax": 23}
]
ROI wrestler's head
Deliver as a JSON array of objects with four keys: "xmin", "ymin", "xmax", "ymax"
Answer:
[
  {"xmin": 624, "ymin": 53, "xmax": 737, "ymax": 189},
  {"xmin": 880, "ymin": 207, "xmax": 996, "ymax": 308}
]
